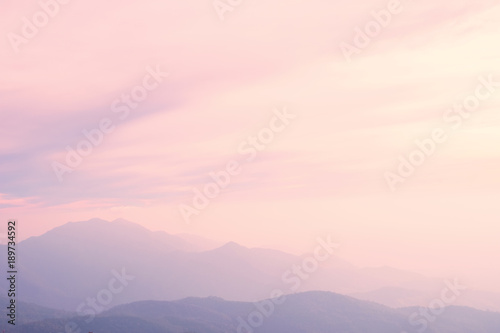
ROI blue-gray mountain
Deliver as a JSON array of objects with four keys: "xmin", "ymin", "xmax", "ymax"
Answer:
[
  {"xmin": 2, "ymin": 291, "xmax": 500, "ymax": 333},
  {"xmin": 1, "ymin": 218, "xmax": 499, "ymax": 313}
]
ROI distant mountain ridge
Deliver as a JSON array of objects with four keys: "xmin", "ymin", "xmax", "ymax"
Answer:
[
  {"xmin": 0, "ymin": 296, "xmax": 72, "ymax": 331},
  {"xmin": 1, "ymin": 218, "xmax": 499, "ymax": 313},
  {"xmin": 5, "ymin": 291, "xmax": 500, "ymax": 333},
  {"xmin": 351, "ymin": 286, "xmax": 500, "ymax": 313}
]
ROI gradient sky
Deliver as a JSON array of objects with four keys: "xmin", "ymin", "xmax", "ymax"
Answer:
[{"xmin": 1, "ymin": 0, "xmax": 500, "ymax": 292}]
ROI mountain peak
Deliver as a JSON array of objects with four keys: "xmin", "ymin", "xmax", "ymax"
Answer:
[
  {"xmin": 81, "ymin": 217, "xmax": 110, "ymax": 224},
  {"xmin": 206, "ymin": 241, "xmax": 248, "ymax": 255},
  {"xmin": 221, "ymin": 241, "xmax": 246, "ymax": 250},
  {"xmin": 111, "ymin": 217, "xmax": 134, "ymax": 225}
]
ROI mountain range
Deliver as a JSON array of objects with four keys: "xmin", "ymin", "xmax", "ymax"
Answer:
[
  {"xmin": 2, "ymin": 291, "xmax": 500, "ymax": 333},
  {"xmin": 1, "ymin": 218, "xmax": 499, "ymax": 314}
]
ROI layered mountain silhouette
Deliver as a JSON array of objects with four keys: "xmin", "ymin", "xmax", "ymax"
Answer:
[
  {"xmin": 0, "ymin": 295, "xmax": 71, "ymax": 328},
  {"xmin": 3, "ymin": 291, "xmax": 500, "ymax": 333},
  {"xmin": 1, "ymin": 218, "xmax": 499, "ymax": 314},
  {"xmin": 351, "ymin": 286, "xmax": 500, "ymax": 313}
]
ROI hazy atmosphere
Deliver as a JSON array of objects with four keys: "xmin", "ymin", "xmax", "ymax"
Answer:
[{"xmin": 1, "ymin": 1, "xmax": 500, "ymax": 332}]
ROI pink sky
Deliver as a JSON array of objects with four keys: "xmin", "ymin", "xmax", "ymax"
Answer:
[{"xmin": 1, "ymin": 0, "xmax": 500, "ymax": 292}]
